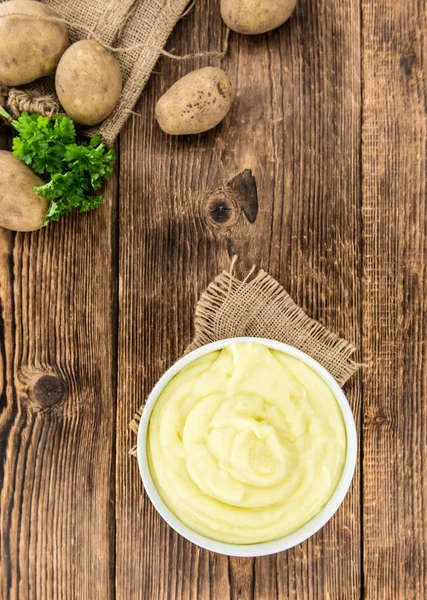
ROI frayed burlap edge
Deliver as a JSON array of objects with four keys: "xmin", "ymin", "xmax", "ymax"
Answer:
[{"xmin": 129, "ymin": 257, "xmax": 362, "ymax": 456}]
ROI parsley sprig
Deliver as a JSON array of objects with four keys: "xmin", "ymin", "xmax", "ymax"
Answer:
[{"xmin": 0, "ymin": 107, "xmax": 115, "ymax": 225}]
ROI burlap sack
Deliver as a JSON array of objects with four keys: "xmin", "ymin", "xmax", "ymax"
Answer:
[
  {"xmin": 129, "ymin": 258, "xmax": 361, "ymax": 455},
  {"xmin": 1, "ymin": 0, "xmax": 191, "ymax": 144}
]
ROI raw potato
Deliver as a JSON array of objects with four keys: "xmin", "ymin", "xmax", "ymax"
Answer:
[
  {"xmin": 0, "ymin": 0, "xmax": 69, "ymax": 86},
  {"xmin": 0, "ymin": 151, "xmax": 48, "ymax": 232},
  {"xmin": 221, "ymin": 0, "xmax": 297, "ymax": 35},
  {"xmin": 155, "ymin": 67, "xmax": 233, "ymax": 135},
  {"xmin": 55, "ymin": 40, "xmax": 122, "ymax": 126}
]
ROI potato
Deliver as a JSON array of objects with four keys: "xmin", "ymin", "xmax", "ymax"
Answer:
[
  {"xmin": 221, "ymin": 0, "xmax": 297, "ymax": 34},
  {"xmin": 155, "ymin": 67, "xmax": 233, "ymax": 135},
  {"xmin": 0, "ymin": 0, "xmax": 69, "ymax": 86},
  {"xmin": 0, "ymin": 151, "xmax": 47, "ymax": 231},
  {"xmin": 55, "ymin": 40, "xmax": 122, "ymax": 126}
]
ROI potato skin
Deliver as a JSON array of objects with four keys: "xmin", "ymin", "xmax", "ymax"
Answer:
[
  {"xmin": 0, "ymin": 151, "xmax": 48, "ymax": 232},
  {"xmin": 0, "ymin": 0, "xmax": 69, "ymax": 86},
  {"xmin": 155, "ymin": 67, "xmax": 233, "ymax": 135},
  {"xmin": 221, "ymin": 0, "xmax": 297, "ymax": 34},
  {"xmin": 55, "ymin": 40, "xmax": 122, "ymax": 126}
]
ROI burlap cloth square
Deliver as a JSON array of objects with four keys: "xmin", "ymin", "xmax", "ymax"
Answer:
[
  {"xmin": 129, "ymin": 258, "xmax": 361, "ymax": 455},
  {"xmin": 1, "ymin": 0, "xmax": 192, "ymax": 144}
]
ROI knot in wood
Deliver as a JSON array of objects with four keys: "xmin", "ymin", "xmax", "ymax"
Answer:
[
  {"xmin": 364, "ymin": 406, "xmax": 395, "ymax": 431},
  {"xmin": 204, "ymin": 190, "xmax": 239, "ymax": 229},
  {"xmin": 400, "ymin": 51, "xmax": 417, "ymax": 77},
  {"xmin": 202, "ymin": 169, "xmax": 258, "ymax": 232},
  {"xmin": 19, "ymin": 367, "xmax": 67, "ymax": 410},
  {"xmin": 32, "ymin": 374, "xmax": 66, "ymax": 408}
]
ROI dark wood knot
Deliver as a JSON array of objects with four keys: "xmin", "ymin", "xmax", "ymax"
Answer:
[
  {"xmin": 400, "ymin": 51, "xmax": 417, "ymax": 77},
  {"xmin": 227, "ymin": 169, "xmax": 258, "ymax": 224},
  {"xmin": 203, "ymin": 169, "xmax": 258, "ymax": 231},
  {"xmin": 364, "ymin": 406, "xmax": 395, "ymax": 431},
  {"xmin": 204, "ymin": 190, "xmax": 239, "ymax": 229},
  {"xmin": 32, "ymin": 374, "xmax": 66, "ymax": 408},
  {"xmin": 19, "ymin": 367, "xmax": 67, "ymax": 410}
]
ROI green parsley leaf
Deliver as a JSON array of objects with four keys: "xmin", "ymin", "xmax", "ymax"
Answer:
[{"xmin": 1, "ymin": 109, "xmax": 115, "ymax": 225}]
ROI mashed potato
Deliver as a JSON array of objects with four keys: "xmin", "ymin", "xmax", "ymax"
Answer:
[{"xmin": 148, "ymin": 342, "xmax": 346, "ymax": 544}]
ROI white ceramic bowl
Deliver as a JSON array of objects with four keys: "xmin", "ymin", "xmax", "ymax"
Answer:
[{"xmin": 137, "ymin": 337, "xmax": 357, "ymax": 557}]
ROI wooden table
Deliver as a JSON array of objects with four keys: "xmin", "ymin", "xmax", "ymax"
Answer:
[{"xmin": 1, "ymin": 0, "xmax": 426, "ymax": 598}]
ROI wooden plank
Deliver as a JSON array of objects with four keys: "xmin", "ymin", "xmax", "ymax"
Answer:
[
  {"xmin": 271, "ymin": 0, "xmax": 362, "ymax": 596},
  {"xmin": 361, "ymin": 0, "xmax": 427, "ymax": 597},
  {"xmin": 0, "ymin": 139, "xmax": 118, "ymax": 598},
  {"xmin": 116, "ymin": 0, "xmax": 362, "ymax": 598}
]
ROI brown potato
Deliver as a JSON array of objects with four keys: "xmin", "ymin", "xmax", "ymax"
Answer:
[
  {"xmin": 55, "ymin": 40, "xmax": 122, "ymax": 126},
  {"xmin": 0, "ymin": 151, "xmax": 48, "ymax": 231},
  {"xmin": 155, "ymin": 67, "xmax": 233, "ymax": 135},
  {"xmin": 0, "ymin": 0, "xmax": 69, "ymax": 86},
  {"xmin": 221, "ymin": 0, "xmax": 297, "ymax": 35}
]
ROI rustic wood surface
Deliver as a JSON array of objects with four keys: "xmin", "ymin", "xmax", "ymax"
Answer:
[{"xmin": 0, "ymin": 0, "xmax": 425, "ymax": 598}]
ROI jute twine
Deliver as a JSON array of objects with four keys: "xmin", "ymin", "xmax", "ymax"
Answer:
[
  {"xmin": 129, "ymin": 257, "xmax": 362, "ymax": 456},
  {"xmin": 0, "ymin": 0, "xmax": 229, "ymax": 143}
]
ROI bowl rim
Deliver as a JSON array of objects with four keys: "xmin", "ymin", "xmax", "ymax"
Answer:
[{"xmin": 137, "ymin": 337, "xmax": 357, "ymax": 557}]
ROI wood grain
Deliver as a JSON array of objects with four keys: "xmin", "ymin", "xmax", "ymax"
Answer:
[
  {"xmin": 116, "ymin": 0, "xmax": 362, "ymax": 598},
  {"xmin": 0, "ymin": 0, "xmax": 425, "ymax": 597},
  {"xmin": 361, "ymin": 0, "xmax": 427, "ymax": 597},
  {"xmin": 0, "ymin": 154, "xmax": 118, "ymax": 598}
]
